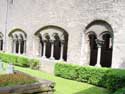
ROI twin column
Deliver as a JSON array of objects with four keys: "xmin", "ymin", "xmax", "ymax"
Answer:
[
  {"xmin": 42, "ymin": 40, "xmax": 64, "ymax": 61},
  {"xmin": 13, "ymin": 39, "xmax": 26, "ymax": 54}
]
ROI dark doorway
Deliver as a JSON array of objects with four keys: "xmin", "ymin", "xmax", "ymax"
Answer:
[
  {"xmin": 53, "ymin": 34, "xmax": 61, "ymax": 60},
  {"xmin": 100, "ymin": 34, "xmax": 112, "ymax": 67},
  {"xmin": 16, "ymin": 40, "xmax": 19, "ymax": 53},
  {"xmin": 20, "ymin": 40, "xmax": 24, "ymax": 54},
  {"xmin": 45, "ymin": 40, "xmax": 51, "ymax": 58},
  {"xmin": 89, "ymin": 34, "xmax": 98, "ymax": 66}
]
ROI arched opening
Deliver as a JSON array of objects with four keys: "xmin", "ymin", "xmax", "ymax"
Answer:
[
  {"xmin": 88, "ymin": 32, "xmax": 98, "ymax": 66},
  {"xmin": 44, "ymin": 33, "xmax": 51, "ymax": 58},
  {"xmin": 35, "ymin": 25, "xmax": 68, "ymax": 61},
  {"xmin": 9, "ymin": 29, "xmax": 27, "ymax": 54},
  {"xmin": 85, "ymin": 20, "xmax": 113, "ymax": 67},
  {"xmin": 53, "ymin": 33, "xmax": 61, "ymax": 60},
  {"xmin": 0, "ymin": 33, "xmax": 3, "ymax": 51},
  {"xmin": 100, "ymin": 32, "xmax": 113, "ymax": 67}
]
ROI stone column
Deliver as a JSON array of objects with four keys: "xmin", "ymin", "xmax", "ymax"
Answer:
[
  {"xmin": 18, "ymin": 40, "xmax": 21, "ymax": 54},
  {"xmin": 60, "ymin": 40, "xmax": 64, "ymax": 61},
  {"xmin": 109, "ymin": 38, "xmax": 112, "ymax": 48},
  {"xmin": 50, "ymin": 40, "xmax": 54, "ymax": 60},
  {"xmin": 95, "ymin": 39, "xmax": 104, "ymax": 67},
  {"xmin": 42, "ymin": 40, "xmax": 46, "ymax": 58},
  {"xmin": 23, "ymin": 40, "xmax": 26, "ymax": 54}
]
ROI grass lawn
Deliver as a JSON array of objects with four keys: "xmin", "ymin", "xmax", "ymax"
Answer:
[{"xmin": 3, "ymin": 63, "xmax": 111, "ymax": 94}]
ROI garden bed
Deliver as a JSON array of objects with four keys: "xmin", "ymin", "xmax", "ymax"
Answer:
[{"xmin": 0, "ymin": 71, "xmax": 55, "ymax": 94}]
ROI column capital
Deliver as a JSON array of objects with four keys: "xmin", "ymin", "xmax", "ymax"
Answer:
[
  {"xmin": 42, "ymin": 39, "xmax": 47, "ymax": 42},
  {"xmin": 61, "ymin": 40, "xmax": 65, "ymax": 44},
  {"xmin": 50, "ymin": 39, "xmax": 55, "ymax": 43},
  {"xmin": 95, "ymin": 39, "xmax": 104, "ymax": 48}
]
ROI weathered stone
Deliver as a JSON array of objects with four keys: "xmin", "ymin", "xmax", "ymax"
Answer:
[
  {"xmin": 0, "ymin": 0, "xmax": 125, "ymax": 73},
  {"xmin": 0, "ymin": 79, "xmax": 55, "ymax": 94}
]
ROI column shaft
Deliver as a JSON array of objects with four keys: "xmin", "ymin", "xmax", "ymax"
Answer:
[
  {"xmin": 60, "ymin": 43, "xmax": 64, "ymax": 61},
  {"xmin": 42, "ymin": 42, "xmax": 46, "ymax": 58},
  {"xmin": 23, "ymin": 40, "xmax": 26, "ymax": 54},
  {"xmin": 18, "ymin": 40, "xmax": 21, "ymax": 54},
  {"xmin": 96, "ymin": 46, "xmax": 101, "ymax": 67},
  {"xmin": 50, "ymin": 42, "xmax": 54, "ymax": 59}
]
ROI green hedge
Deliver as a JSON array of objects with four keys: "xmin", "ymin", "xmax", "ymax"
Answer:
[
  {"xmin": 0, "ymin": 52, "xmax": 40, "ymax": 69},
  {"xmin": 55, "ymin": 63, "xmax": 125, "ymax": 92},
  {"xmin": 113, "ymin": 88, "xmax": 125, "ymax": 94}
]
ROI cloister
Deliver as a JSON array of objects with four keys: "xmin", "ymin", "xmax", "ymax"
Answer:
[
  {"xmin": 0, "ymin": 0, "xmax": 125, "ymax": 71},
  {"xmin": 0, "ymin": 20, "xmax": 114, "ymax": 68}
]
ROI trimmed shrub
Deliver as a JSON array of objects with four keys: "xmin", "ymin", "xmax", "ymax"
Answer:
[
  {"xmin": 0, "ymin": 52, "xmax": 40, "ymax": 68},
  {"xmin": 77, "ymin": 66, "xmax": 110, "ymax": 86},
  {"xmin": 55, "ymin": 63, "xmax": 78, "ymax": 80},
  {"xmin": 113, "ymin": 88, "xmax": 125, "ymax": 94},
  {"xmin": 55, "ymin": 63, "xmax": 125, "ymax": 92}
]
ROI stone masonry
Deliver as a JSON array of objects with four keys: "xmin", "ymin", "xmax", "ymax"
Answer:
[{"xmin": 0, "ymin": 0, "xmax": 125, "ymax": 70}]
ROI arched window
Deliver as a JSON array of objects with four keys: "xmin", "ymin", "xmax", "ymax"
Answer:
[
  {"xmin": 9, "ymin": 29, "xmax": 27, "ymax": 54},
  {"xmin": 0, "ymin": 32, "xmax": 3, "ymax": 51},
  {"xmin": 85, "ymin": 20, "xmax": 113, "ymax": 67},
  {"xmin": 35, "ymin": 25, "xmax": 68, "ymax": 61}
]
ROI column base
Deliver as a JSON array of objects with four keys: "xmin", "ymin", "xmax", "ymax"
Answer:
[
  {"xmin": 95, "ymin": 64, "xmax": 101, "ymax": 67},
  {"xmin": 42, "ymin": 56, "xmax": 46, "ymax": 59},
  {"xmin": 50, "ymin": 57, "xmax": 54, "ymax": 60},
  {"xmin": 59, "ymin": 58, "xmax": 64, "ymax": 62}
]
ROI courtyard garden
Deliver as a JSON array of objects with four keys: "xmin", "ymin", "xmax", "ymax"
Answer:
[{"xmin": 0, "ymin": 52, "xmax": 125, "ymax": 94}]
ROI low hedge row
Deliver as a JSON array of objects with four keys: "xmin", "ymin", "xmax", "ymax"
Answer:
[
  {"xmin": 55, "ymin": 63, "xmax": 125, "ymax": 92},
  {"xmin": 113, "ymin": 88, "xmax": 125, "ymax": 94},
  {"xmin": 0, "ymin": 52, "xmax": 40, "ymax": 69}
]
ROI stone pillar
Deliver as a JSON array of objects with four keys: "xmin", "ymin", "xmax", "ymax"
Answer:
[
  {"xmin": 95, "ymin": 39, "xmax": 104, "ymax": 67},
  {"xmin": 42, "ymin": 40, "xmax": 46, "ymax": 58},
  {"xmin": 50, "ymin": 40, "xmax": 54, "ymax": 59},
  {"xmin": 60, "ymin": 40, "xmax": 64, "ymax": 61},
  {"xmin": 96, "ymin": 46, "xmax": 101, "ymax": 67},
  {"xmin": 23, "ymin": 40, "xmax": 26, "ymax": 54},
  {"xmin": 109, "ymin": 38, "xmax": 112, "ymax": 48},
  {"xmin": 18, "ymin": 40, "xmax": 21, "ymax": 54},
  {"xmin": 39, "ymin": 41, "xmax": 42, "ymax": 57}
]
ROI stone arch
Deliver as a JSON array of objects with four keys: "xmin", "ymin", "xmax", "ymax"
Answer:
[
  {"xmin": 9, "ymin": 28, "xmax": 27, "ymax": 54},
  {"xmin": 8, "ymin": 28, "xmax": 27, "ymax": 38},
  {"xmin": 0, "ymin": 32, "xmax": 4, "ymax": 51},
  {"xmin": 85, "ymin": 20, "xmax": 114, "ymax": 67},
  {"xmin": 35, "ymin": 25, "xmax": 68, "ymax": 61},
  {"xmin": 85, "ymin": 20, "xmax": 113, "ymax": 32}
]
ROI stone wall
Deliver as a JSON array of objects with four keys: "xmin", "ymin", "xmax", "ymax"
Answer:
[
  {"xmin": 0, "ymin": 0, "xmax": 125, "ymax": 68},
  {"xmin": 0, "ymin": 78, "xmax": 55, "ymax": 94}
]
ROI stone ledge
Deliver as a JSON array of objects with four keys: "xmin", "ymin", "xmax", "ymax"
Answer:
[{"xmin": 0, "ymin": 71, "xmax": 55, "ymax": 94}]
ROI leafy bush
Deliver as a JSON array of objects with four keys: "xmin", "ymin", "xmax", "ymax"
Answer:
[
  {"xmin": 55, "ymin": 63, "xmax": 125, "ymax": 92},
  {"xmin": 0, "ymin": 52, "xmax": 40, "ymax": 68},
  {"xmin": 55, "ymin": 63, "xmax": 78, "ymax": 80},
  {"xmin": 29, "ymin": 59, "xmax": 40, "ymax": 70},
  {"xmin": 0, "ymin": 72, "xmax": 37, "ymax": 87},
  {"xmin": 113, "ymin": 88, "xmax": 125, "ymax": 94}
]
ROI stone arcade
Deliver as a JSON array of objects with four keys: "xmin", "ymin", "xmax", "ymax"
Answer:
[{"xmin": 0, "ymin": 0, "xmax": 125, "ymax": 72}]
